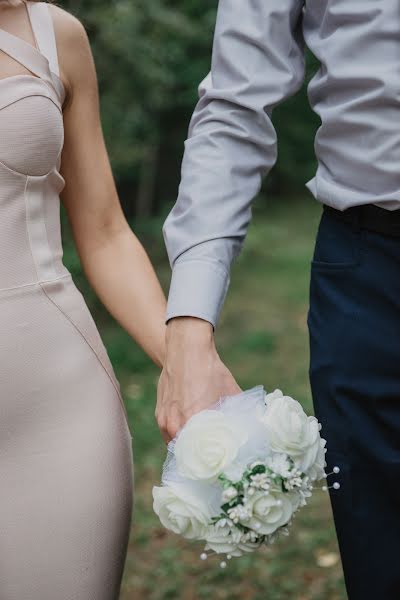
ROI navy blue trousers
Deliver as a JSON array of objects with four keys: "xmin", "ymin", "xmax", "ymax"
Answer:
[{"xmin": 307, "ymin": 207, "xmax": 400, "ymax": 599}]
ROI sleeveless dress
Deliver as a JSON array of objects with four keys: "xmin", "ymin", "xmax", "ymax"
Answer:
[{"xmin": 0, "ymin": 3, "xmax": 134, "ymax": 598}]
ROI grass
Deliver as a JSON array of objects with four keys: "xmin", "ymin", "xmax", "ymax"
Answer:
[{"xmin": 63, "ymin": 195, "xmax": 346, "ymax": 600}]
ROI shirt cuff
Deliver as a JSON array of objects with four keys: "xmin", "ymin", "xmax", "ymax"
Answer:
[{"xmin": 165, "ymin": 259, "xmax": 230, "ymax": 328}]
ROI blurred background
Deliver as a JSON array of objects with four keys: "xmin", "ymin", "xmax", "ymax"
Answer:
[{"xmin": 59, "ymin": 1, "xmax": 346, "ymax": 598}]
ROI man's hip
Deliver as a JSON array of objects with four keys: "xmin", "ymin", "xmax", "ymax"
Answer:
[{"xmin": 307, "ymin": 204, "xmax": 400, "ymax": 599}]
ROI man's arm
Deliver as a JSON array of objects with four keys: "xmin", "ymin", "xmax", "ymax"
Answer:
[
  {"xmin": 164, "ymin": 0, "xmax": 305, "ymax": 326},
  {"xmin": 157, "ymin": 0, "xmax": 306, "ymax": 442}
]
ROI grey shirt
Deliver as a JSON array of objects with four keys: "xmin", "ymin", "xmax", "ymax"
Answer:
[{"xmin": 163, "ymin": 0, "xmax": 400, "ymax": 327}]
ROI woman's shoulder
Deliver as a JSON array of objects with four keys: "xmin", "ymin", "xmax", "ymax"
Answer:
[
  {"xmin": 48, "ymin": 3, "xmax": 89, "ymax": 48},
  {"xmin": 47, "ymin": 3, "xmax": 95, "ymax": 103}
]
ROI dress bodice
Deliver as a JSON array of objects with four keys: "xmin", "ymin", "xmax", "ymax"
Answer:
[{"xmin": 0, "ymin": 1, "xmax": 69, "ymax": 290}]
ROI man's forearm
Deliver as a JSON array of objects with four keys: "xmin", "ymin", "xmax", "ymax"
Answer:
[{"xmin": 163, "ymin": 0, "xmax": 306, "ymax": 327}]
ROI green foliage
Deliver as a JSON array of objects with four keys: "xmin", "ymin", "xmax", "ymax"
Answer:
[
  {"xmin": 60, "ymin": 0, "xmax": 320, "ymax": 215},
  {"xmin": 61, "ymin": 0, "xmax": 217, "ymax": 204}
]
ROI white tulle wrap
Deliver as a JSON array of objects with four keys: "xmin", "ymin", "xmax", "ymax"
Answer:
[{"xmin": 153, "ymin": 386, "xmax": 329, "ymax": 563}]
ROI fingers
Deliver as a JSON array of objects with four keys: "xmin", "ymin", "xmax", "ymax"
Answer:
[
  {"xmin": 158, "ymin": 418, "xmax": 179, "ymax": 445},
  {"xmin": 156, "ymin": 407, "xmax": 171, "ymax": 445},
  {"xmin": 156, "ymin": 411, "xmax": 182, "ymax": 445},
  {"xmin": 156, "ymin": 372, "xmax": 168, "ymax": 444},
  {"xmin": 159, "ymin": 411, "xmax": 182, "ymax": 444},
  {"xmin": 160, "ymin": 428, "xmax": 170, "ymax": 446},
  {"xmin": 158, "ymin": 411, "xmax": 180, "ymax": 445},
  {"xmin": 156, "ymin": 370, "xmax": 180, "ymax": 444}
]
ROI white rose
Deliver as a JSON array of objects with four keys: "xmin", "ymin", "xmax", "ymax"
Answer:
[
  {"xmin": 307, "ymin": 437, "xmax": 327, "ymax": 481},
  {"xmin": 266, "ymin": 453, "xmax": 292, "ymax": 478},
  {"xmin": 174, "ymin": 410, "xmax": 247, "ymax": 481},
  {"xmin": 245, "ymin": 491, "xmax": 293, "ymax": 535},
  {"xmin": 287, "ymin": 490, "xmax": 303, "ymax": 513},
  {"xmin": 236, "ymin": 537, "xmax": 263, "ymax": 555},
  {"xmin": 222, "ymin": 461, "xmax": 245, "ymax": 483},
  {"xmin": 204, "ymin": 524, "xmax": 243, "ymax": 556},
  {"xmin": 152, "ymin": 483, "xmax": 211, "ymax": 539},
  {"xmin": 204, "ymin": 524, "xmax": 260, "ymax": 557},
  {"xmin": 256, "ymin": 389, "xmax": 283, "ymax": 421},
  {"xmin": 265, "ymin": 389, "xmax": 284, "ymax": 403},
  {"xmin": 260, "ymin": 393, "xmax": 322, "ymax": 472}
]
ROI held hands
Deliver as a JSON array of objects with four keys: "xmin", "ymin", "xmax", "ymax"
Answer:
[{"xmin": 156, "ymin": 317, "xmax": 242, "ymax": 444}]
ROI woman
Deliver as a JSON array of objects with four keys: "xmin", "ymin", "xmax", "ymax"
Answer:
[{"xmin": 0, "ymin": 0, "xmax": 166, "ymax": 597}]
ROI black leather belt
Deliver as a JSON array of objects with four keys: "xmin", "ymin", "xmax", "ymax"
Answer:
[{"xmin": 323, "ymin": 203, "xmax": 400, "ymax": 238}]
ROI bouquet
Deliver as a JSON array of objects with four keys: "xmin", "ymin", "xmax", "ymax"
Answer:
[{"xmin": 152, "ymin": 386, "xmax": 340, "ymax": 567}]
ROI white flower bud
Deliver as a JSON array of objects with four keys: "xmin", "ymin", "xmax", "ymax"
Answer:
[{"xmin": 222, "ymin": 486, "xmax": 238, "ymax": 502}]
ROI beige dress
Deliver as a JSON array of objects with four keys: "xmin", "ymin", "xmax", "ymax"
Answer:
[{"xmin": 0, "ymin": 2, "xmax": 134, "ymax": 598}]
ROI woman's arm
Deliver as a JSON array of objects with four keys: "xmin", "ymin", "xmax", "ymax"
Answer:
[{"xmin": 51, "ymin": 6, "xmax": 166, "ymax": 368}]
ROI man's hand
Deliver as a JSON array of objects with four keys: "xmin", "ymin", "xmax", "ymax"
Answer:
[{"xmin": 156, "ymin": 317, "xmax": 241, "ymax": 444}]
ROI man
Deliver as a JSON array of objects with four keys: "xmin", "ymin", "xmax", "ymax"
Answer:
[{"xmin": 156, "ymin": 2, "xmax": 400, "ymax": 598}]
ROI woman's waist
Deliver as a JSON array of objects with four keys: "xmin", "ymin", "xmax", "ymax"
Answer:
[{"xmin": 0, "ymin": 271, "xmax": 73, "ymax": 297}]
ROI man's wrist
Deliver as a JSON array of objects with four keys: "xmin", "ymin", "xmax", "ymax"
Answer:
[{"xmin": 166, "ymin": 316, "xmax": 214, "ymax": 349}]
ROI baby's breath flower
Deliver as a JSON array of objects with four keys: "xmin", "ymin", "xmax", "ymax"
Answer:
[
  {"xmin": 228, "ymin": 504, "xmax": 252, "ymax": 523},
  {"xmin": 267, "ymin": 453, "xmax": 293, "ymax": 479},
  {"xmin": 284, "ymin": 476, "xmax": 303, "ymax": 490},
  {"xmin": 248, "ymin": 530, "xmax": 260, "ymax": 542},
  {"xmin": 222, "ymin": 486, "xmax": 238, "ymax": 502},
  {"xmin": 250, "ymin": 472, "xmax": 271, "ymax": 490},
  {"xmin": 231, "ymin": 529, "xmax": 243, "ymax": 544}
]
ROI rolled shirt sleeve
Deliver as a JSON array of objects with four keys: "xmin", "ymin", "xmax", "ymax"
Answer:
[{"xmin": 163, "ymin": 0, "xmax": 306, "ymax": 327}]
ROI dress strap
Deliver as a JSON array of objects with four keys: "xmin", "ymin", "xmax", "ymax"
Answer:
[
  {"xmin": 0, "ymin": 27, "xmax": 52, "ymax": 84},
  {"xmin": 25, "ymin": 1, "xmax": 60, "ymax": 77}
]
